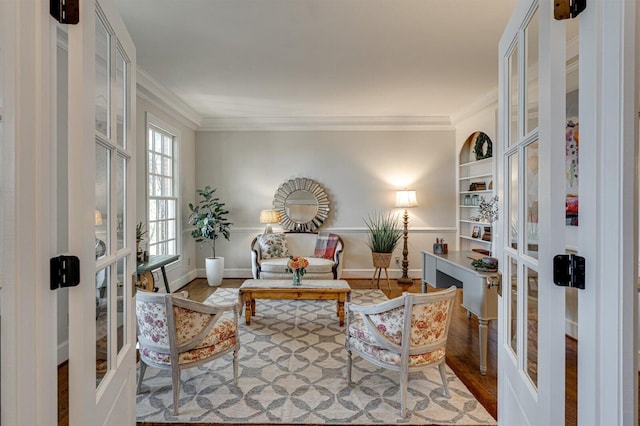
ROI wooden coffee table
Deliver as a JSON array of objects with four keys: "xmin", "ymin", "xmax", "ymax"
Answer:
[{"xmin": 239, "ymin": 279, "xmax": 351, "ymax": 326}]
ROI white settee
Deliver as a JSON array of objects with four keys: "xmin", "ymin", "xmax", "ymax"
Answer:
[{"xmin": 250, "ymin": 232, "xmax": 344, "ymax": 280}]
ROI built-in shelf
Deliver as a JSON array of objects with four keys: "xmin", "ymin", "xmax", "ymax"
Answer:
[
  {"xmin": 460, "ymin": 190, "xmax": 493, "ymax": 195},
  {"xmin": 459, "ymin": 157, "xmax": 492, "ymax": 168},
  {"xmin": 460, "ymin": 236, "xmax": 491, "ymax": 244},
  {"xmin": 458, "ymin": 131, "xmax": 495, "ymax": 251},
  {"xmin": 459, "ymin": 173, "xmax": 493, "ymax": 181}
]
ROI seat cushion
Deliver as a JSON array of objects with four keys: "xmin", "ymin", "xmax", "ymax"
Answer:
[
  {"xmin": 260, "ymin": 256, "xmax": 334, "ymax": 274},
  {"xmin": 348, "ymin": 317, "xmax": 445, "ymax": 367},
  {"xmin": 257, "ymin": 233, "xmax": 289, "ymax": 259},
  {"xmin": 140, "ymin": 336, "xmax": 237, "ymax": 366}
]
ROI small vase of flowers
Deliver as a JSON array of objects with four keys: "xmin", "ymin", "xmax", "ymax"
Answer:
[{"xmin": 286, "ymin": 256, "xmax": 309, "ymax": 286}]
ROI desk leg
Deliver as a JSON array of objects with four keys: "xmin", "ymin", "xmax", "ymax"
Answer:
[
  {"xmin": 160, "ymin": 266, "xmax": 171, "ymax": 293},
  {"xmin": 478, "ymin": 318, "xmax": 489, "ymax": 376}
]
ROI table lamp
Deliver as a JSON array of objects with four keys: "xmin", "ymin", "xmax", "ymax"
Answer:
[{"xmin": 260, "ymin": 209, "xmax": 281, "ymax": 234}]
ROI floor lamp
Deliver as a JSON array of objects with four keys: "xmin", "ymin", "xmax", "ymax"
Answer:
[{"xmin": 395, "ymin": 190, "xmax": 418, "ymax": 285}]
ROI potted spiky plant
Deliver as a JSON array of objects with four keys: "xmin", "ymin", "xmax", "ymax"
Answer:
[
  {"xmin": 363, "ymin": 211, "xmax": 403, "ymax": 270},
  {"xmin": 188, "ymin": 186, "xmax": 233, "ymax": 286}
]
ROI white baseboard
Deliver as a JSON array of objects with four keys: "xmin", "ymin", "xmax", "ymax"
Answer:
[
  {"xmin": 565, "ymin": 319, "xmax": 578, "ymax": 340},
  {"xmin": 167, "ymin": 269, "xmax": 198, "ymax": 293},
  {"xmin": 58, "ymin": 340, "xmax": 69, "ymax": 364}
]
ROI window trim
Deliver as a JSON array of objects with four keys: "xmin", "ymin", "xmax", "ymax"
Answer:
[{"xmin": 145, "ymin": 112, "xmax": 180, "ymax": 258}]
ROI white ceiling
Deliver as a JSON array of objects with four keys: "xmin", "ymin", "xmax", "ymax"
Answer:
[{"xmin": 114, "ymin": 0, "xmax": 517, "ymax": 121}]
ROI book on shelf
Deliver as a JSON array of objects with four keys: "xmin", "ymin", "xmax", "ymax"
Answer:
[
  {"xmin": 469, "ymin": 182, "xmax": 487, "ymax": 191},
  {"xmin": 471, "ymin": 248, "xmax": 491, "ymax": 256}
]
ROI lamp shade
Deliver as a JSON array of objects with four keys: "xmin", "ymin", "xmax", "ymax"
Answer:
[
  {"xmin": 395, "ymin": 190, "xmax": 418, "ymax": 208},
  {"xmin": 260, "ymin": 209, "xmax": 281, "ymax": 224},
  {"xmin": 95, "ymin": 210, "xmax": 103, "ymax": 226}
]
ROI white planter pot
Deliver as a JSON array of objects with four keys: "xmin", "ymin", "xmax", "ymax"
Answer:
[{"xmin": 205, "ymin": 257, "xmax": 224, "ymax": 286}]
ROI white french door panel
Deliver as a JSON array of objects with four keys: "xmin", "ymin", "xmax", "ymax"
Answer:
[
  {"xmin": 1, "ymin": 1, "xmax": 58, "ymax": 424},
  {"xmin": 67, "ymin": 0, "xmax": 136, "ymax": 423},
  {"xmin": 576, "ymin": 1, "xmax": 637, "ymax": 424},
  {"xmin": 497, "ymin": 0, "xmax": 567, "ymax": 424}
]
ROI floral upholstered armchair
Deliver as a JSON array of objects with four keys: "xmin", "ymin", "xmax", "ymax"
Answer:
[
  {"xmin": 135, "ymin": 291, "xmax": 239, "ymax": 415},
  {"xmin": 345, "ymin": 286, "xmax": 457, "ymax": 419}
]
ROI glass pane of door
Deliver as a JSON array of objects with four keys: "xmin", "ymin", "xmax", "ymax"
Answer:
[
  {"xmin": 115, "ymin": 48, "xmax": 125, "ymax": 148},
  {"xmin": 116, "ymin": 257, "xmax": 126, "ymax": 354},
  {"xmin": 525, "ymin": 141, "xmax": 539, "ymax": 258},
  {"xmin": 525, "ymin": 266, "xmax": 538, "ymax": 387},
  {"xmin": 509, "ymin": 153, "xmax": 519, "ymax": 250},
  {"xmin": 95, "ymin": 266, "xmax": 109, "ymax": 387},
  {"xmin": 116, "ymin": 155, "xmax": 125, "ymax": 250},
  {"xmin": 509, "ymin": 45, "xmax": 519, "ymax": 146},
  {"xmin": 525, "ymin": 9, "xmax": 539, "ymax": 134},
  {"xmin": 508, "ymin": 256, "xmax": 518, "ymax": 355},
  {"xmin": 95, "ymin": 16, "xmax": 110, "ymax": 137}
]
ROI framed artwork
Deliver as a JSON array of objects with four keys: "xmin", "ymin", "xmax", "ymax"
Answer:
[
  {"xmin": 471, "ymin": 226, "xmax": 481, "ymax": 239},
  {"xmin": 481, "ymin": 226, "xmax": 492, "ymax": 241}
]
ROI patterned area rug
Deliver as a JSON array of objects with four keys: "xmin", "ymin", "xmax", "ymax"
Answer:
[{"xmin": 135, "ymin": 289, "xmax": 496, "ymax": 425}]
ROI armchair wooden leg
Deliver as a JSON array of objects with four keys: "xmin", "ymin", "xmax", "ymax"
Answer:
[
  {"xmin": 136, "ymin": 361, "xmax": 147, "ymax": 394},
  {"xmin": 172, "ymin": 367, "xmax": 181, "ymax": 416},
  {"xmin": 233, "ymin": 344, "xmax": 239, "ymax": 385},
  {"xmin": 399, "ymin": 373, "xmax": 409, "ymax": 419},
  {"xmin": 438, "ymin": 362, "xmax": 450, "ymax": 398},
  {"xmin": 346, "ymin": 346, "xmax": 352, "ymax": 384}
]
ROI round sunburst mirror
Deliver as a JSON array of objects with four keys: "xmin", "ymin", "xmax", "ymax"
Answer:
[{"xmin": 273, "ymin": 177, "xmax": 330, "ymax": 232}]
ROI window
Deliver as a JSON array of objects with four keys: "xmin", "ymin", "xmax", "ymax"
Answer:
[{"xmin": 147, "ymin": 116, "xmax": 178, "ymax": 256}]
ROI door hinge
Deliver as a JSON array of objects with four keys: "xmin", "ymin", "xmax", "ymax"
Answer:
[
  {"xmin": 554, "ymin": 0, "xmax": 586, "ymax": 20},
  {"xmin": 50, "ymin": 255, "xmax": 80, "ymax": 290},
  {"xmin": 553, "ymin": 254, "xmax": 585, "ymax": 289},
  {"xmin": 50, "ymin": 0, "xmax": 79, "ymax": 25}
]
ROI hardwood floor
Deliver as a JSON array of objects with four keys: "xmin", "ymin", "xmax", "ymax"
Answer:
[{"xmin": 58, "ymin": 277, "xmax": 581, "ymax": 425}]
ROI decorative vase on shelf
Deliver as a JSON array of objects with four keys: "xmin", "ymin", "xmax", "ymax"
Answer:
[{"xmin": 292, "ymin": 269, "xmax": 302, "ymax": 286}]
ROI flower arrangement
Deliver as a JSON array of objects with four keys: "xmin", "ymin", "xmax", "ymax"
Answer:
[
  {"xmin": 477, "ymin": 195, "xmax": 499, "ymax": 223},
  {"xmin": 286, "ymin": 255, "xmax": 309, "ymax": 276}
]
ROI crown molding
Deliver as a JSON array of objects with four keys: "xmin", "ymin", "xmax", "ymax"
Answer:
[
  {"xmin": 136, "ymin": 68, "xmax": 202, "ymax": 130},
  {"xmin": 198, "ymin": 115, "xmax": 454, "ymax": 131},
  {"xmin": 450, "ymin": 89, "xmax": 499, "ymax": 125}
]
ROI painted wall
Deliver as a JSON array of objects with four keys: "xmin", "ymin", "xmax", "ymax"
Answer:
[
  {"xmin": 135, "ymin": 96, "xmax": 198, "ymax": 293},
  {"xmin": 194, "ymin": 129, "xmax": 457, "ymax": 279}
]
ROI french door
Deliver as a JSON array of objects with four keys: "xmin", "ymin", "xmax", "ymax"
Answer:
[
  {"xmin": 67, "ymin": 0, "xmax": 137, "ymax": 423},
  {"xmin": 497, "ymin": 0, "xmax": 567, "ymax": 423},
  {"xmin": 498, "ymin": 0, "xmax": 636, "ymax": 424}
]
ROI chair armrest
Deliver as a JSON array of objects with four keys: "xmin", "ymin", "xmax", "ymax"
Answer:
[
  {"xmin": 171, "ymin": 295, "xmax": 237, "ymax": 316},
  {"xmin": 250, "ymin": 236, "xmax": 261, "ymax": 279},
  {"xmin": 346, "ymin": 295, "xmax": 405, "ymax": 316},
  {"xmin": 332, "ymin": 237, "xmax": 344, "ymax": 279}
]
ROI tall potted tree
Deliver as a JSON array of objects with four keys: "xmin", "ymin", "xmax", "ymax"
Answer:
[
  {"xmin": 363, "ymin": 211, "xmax": 403, "ymax": 271},
  {"xmin": 188, "ymin": 186, "xmax": 233, "ymax": 286}
]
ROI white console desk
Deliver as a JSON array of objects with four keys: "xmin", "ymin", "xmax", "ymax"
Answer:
[{"xmin": 422, "ymin": 250, "xmax": 498, "ymax": 375}]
